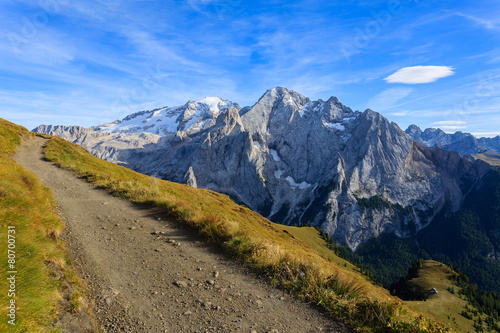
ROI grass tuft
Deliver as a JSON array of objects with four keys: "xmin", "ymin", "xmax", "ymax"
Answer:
[
  {"xmin": 325, "ymin": 274, "xmax": 365, "ymax": 300},
  {"xmin": 197, "ymin": 213, "xmax": 231, "ymax": 243}
]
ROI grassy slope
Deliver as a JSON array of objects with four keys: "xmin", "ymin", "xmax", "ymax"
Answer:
[
  {"xmin": 404, "ymin": 261, "xmax": 475, "ymax": 333},
  {"xmin": 0, "ymin": 119, "xmax": 85, "ymax": 332},
  {"xmin": 281, "ymin": 228, "xmax": 473, "ymax": 332},
  {"xmin": 473, "ymin": 152, "xmax": 500, "ymax": 166},
  {"xmin": 278, "ymin": 225, "xmax": 356, "ymax": 269},
  {"xmin": 277, "ymin": 226, "xmax": 380, "ymax": 291},
  {"xmin": 43, "ymin": 134, "xmax": 450, "ymax": 332}
]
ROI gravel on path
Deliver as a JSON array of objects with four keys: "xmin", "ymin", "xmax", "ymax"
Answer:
[{"xmin": 15, "ymin": 137, "xmax": 352, "ymax": 333}]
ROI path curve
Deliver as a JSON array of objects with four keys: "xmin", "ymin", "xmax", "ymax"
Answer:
[{"xmin": 14, "ymin": 137, "xmax": 350, "ymax": 333}]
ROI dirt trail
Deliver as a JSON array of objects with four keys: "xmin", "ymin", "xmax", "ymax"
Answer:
[{"xmin": 14, "ymin": 137, "xmax": 350, "ymax": 333}]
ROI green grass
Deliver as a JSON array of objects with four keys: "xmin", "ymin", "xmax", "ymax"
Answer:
[
  {"xmin": 280, "ymin": 227, "xmax": 476, "ymax": 332},
  {"xmin": 43, "ymin": 134, "xmax": 451, "ymax": 332},
  {"xmin": 404, "ymin": 260, "xmax": 475, "ymax": 332},
  {"xmin": 277, "ymin": 226, "xmax": 365, "ymax": 276},
  {"xmin": 0, "ymin": 119, "xmax": 87, "ymax": 332}
]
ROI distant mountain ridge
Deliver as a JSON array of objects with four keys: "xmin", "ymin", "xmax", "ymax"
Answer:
[
  {"xmin": 94, "ymin": 97, "xmax": 239, "ymax": 136},
  {"xmin": 33, "ymin": 87, "xmax": 490, "ymax": 250},
  {"xmin": 405, "ymin": 124, "xmax": 500, "ymax": 156}
]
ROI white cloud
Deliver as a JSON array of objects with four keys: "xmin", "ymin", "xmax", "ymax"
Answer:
[
  {"xmin": 471, "ymin": 132, "xmax": 500, "ymax": 137},
  {"xmin": 433, "ymin": 125, "xmax": 466, "ymax": 130},
  {"xmin": 384, "ymin": 66, "xmax": 455, "ymax": 84},
  {"xmin": 388, "ymin": 110, "xmax": 410, "ymax": 116},
  {"xmin": 431, "ymin": 120, "xmax": 467, "ymax": 126},
  {"xmin": 367, "ymin": 87, "xmax": 413, "ymax": 111}
]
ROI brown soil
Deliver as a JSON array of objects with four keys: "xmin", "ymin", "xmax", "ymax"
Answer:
[{"xmin": 14, "ymin": 137, "xmax": 352, "ymax": 333}]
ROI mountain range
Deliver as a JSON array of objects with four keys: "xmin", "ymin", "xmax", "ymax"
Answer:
[
  {"xmin": 405, "ymin": 125, "xmax": 500, "ymax": 156},
  {"xmin": 33, "ymin": 87, "xmax": 492, "ymax": 251}
]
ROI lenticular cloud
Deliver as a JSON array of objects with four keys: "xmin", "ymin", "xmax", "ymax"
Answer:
[{"xmin": 384, "ymin": 66, "xmax": 455, "ymax": 84}]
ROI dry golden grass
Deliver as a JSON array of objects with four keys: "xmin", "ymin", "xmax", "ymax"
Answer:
[
  {"xmin": 277, "ymin": 225, "xmax": 405, "ymax": 301},
  {"xmin": 473, "ymin": 152, "xmax": 500, "ymax": 166},
  {"xmin": 0, "ymin": 119, "xmax": 86, "ymax": 332},
  {"xmin": 43, "ymin": 134, "xmax": 451, "ymax": 332}
]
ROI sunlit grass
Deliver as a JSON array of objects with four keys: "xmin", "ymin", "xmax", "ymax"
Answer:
[
  {"xmin": 405, "ymin": 260, "xmax": 475, "ymax": 332},
  {"xmin": 44, "ymin": 135, "xmax": 450, "ymax": 332},
  {"xmin": 0, "ymin": 119, "xmax": 87, "ymax": 332},
  {"xmin": 473, "ymin": 152, "xmax": 500, "ymax": 166}
]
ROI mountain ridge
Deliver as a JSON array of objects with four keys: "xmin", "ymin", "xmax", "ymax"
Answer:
[
  {"xmin": 95, "ymin": 97, "xmax": 240, "ymax": 136},
  {"xmin": 33, "ymin": 87, "xmax": 491, "ymax": 250},
  {"xmin": 405, "ymin": 124, "xmax": 500, "ymax": 156}
]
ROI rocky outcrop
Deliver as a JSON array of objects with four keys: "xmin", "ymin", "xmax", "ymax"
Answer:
[{"xmin": 34, "ymin": 88, "xmax": 491, "ymax": 249}]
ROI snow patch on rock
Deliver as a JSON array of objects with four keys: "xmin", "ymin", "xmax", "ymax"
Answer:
[
  {"xmin": 285, "ymin": 176, "xmax": 312, "ymax": 190},
  {"xmin": 270, "ymin": 149, "xmax": 281, "ymax": 161},
  {"xmin": 325, "ymin": 122, "xmax": 345, "ymax": 131}
]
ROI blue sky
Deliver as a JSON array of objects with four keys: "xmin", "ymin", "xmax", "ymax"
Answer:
[{"xmin": 1, "ymin": 0, "xmax": 500, "ymax": 136}]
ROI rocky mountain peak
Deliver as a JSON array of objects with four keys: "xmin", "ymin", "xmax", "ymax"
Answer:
[
  {"xmin": 213, "ymin": 107, "xmax": 245, "ymax": 137},
  {"xmin": 405, "ymin": 124, "xmax": 422, "ymax": 137},
  {"xmin": 239, "ymin": 87, "xmax": 306, "ymax": 135}
]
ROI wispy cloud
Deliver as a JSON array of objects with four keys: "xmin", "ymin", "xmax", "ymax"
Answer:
[
  {"xmin": 385, "ymin": 66, "xmax": 455, "ymax": 84},
  {"xmin": 388, "ymin": 110, "xmax": 411, "ymax": 116},
  {"xmin": 367, "ymin": 87, "xmax": 413, "ymax": 111},
  {"xmin": 0, "ymin": 0, "xmax": 499, "ymax": 137},
  {"xmin": 433, "ymin": 125, "xmax": 467, "ymax": 130},
  {"xmin": 432, "ymin": 120, "xmax": 467, "ymax": 126},
  {"xmin": 454, "ymin": 12, "xmax": 497, "ymax": 30},
  {"xmin": 471, "ymin": 132, "xmax": 500, "ymax": 137},
  {"xmin": 431, "ymin": 120, "xmax": 468, "ymax": 131}
]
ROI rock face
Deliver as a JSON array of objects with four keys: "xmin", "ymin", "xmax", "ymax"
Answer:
[
  {"xmin": 405, "ymin": 125, "xmax": 500, "ymax": 156},
  {"xmin": 34, "ymin": 88, "xmax": 491, "ymax": 249}
]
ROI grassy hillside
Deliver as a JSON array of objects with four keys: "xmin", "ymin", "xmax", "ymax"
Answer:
[
  {"xmin": 0, "ymin": 119, "xmax": 88, "ymax": 332},
  {"xmin": 280, "ymin": 227, "xmax": 477, "ymax": 332},
  {"xmin": 277, "ymin": 225, "xmax": 357, "ymax": 271},
  {"xmin": 42, "ymin": 134, "xmax": 450, "ymax": 332},
  {"xmin": 398, "ymin": 260, "xmax": 475, "ymax": 333},
  {"xmin": 473, "ymin": 152, "xmax": 500, "ymax": 166}
]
